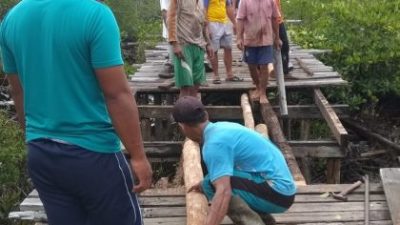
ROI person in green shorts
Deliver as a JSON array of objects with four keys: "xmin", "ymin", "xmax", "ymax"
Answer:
[{"xmin": 167, "ymin": 0, "xmax": 213, "ymax": 97}]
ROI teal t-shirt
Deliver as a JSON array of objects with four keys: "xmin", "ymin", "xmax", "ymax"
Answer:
[
  {"xmin": 202, "ymin": 122, "xmax": 297, "ymax": 196},
  {"xmin": 0, "ymin": 0, "xmax": 124, "ymax": 153}
]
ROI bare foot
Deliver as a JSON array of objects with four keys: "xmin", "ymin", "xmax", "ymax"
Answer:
[
  {"xmin": 250, "ymin": 90, "xmax": 260, "ymax": 101},
  {"xmin": 259, "ymin": 95, "xmax": 268, "ymax": 104}
]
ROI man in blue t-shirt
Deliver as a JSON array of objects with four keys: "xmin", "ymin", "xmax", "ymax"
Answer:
[
  {"xmin": 0, "ymin": 1, "xmax": 152, "ymax": 224},
  {"xmin": 172, "ymin": 96, "xmax": 296, "ymax": 225}
]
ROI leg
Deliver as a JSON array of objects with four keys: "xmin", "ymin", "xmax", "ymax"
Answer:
[
  {"xmin": 258, "ymin": 64, "xmax": 269, "ymax": 104},
  {"xmin": 208, "ymin": 22, "xmax": 223, "ymax": 83},
  {"xmin": 223, "ymin": 47, "xmax": 233, "ymax": 79},
  {"xmin": 210, "ymin": 50, "xmax": 220, "ymax": 83},
  {"xmin": 248, "ymin": 64, "xmax": 260, "ymax": 100}
]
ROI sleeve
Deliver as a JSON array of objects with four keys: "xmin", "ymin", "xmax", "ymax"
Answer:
[
  {"xmin": 271, "ymin": 0, "xmax": 281, "ymax": 19},
  {"xmin": 236, "ymin": 0, "xmax": 246, "ymax": 20},
  {"xmin": 203, "ymin": 143, "xmax": 234, "ymax": 182},
  {"xmin": 0, "ymin": 25, "xmax": 18, "ymax": 74},
  {"xmin": 160, "ymin": 0, "xmax": 168, "ymax": 11},
  {"xmin": 89, "ymin": 6, "xmax": 124, "ymax": 69}
]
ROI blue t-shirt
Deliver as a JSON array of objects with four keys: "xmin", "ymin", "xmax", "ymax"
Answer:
[
  {"xmin": 0, "ymin": 0, "xmax": 124, "ymax": 153},
  {"xmin": 202, "ymin": 122, "xmax": 296, "ymax": 195}
]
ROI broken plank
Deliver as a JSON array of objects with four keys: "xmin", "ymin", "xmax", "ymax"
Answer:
[{"xmin": 380, "ymin": 168, "xmax": 400, "ymax": 225}]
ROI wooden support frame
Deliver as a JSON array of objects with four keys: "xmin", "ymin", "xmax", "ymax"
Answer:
[
  {"xmin": 138, "ymin": 141, "xmax": 344, "ymax": 158},
  {"xmin": 137, "ymin": 104, "xmax": 349, "ymax": 120},
  {"xmin": 314, "ymin": 88, "xmax": 348, "ymax": 146}
]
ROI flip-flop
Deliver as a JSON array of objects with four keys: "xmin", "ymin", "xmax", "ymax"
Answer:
[
  {"xmin": 225, "ymin": 76, "xmax": 244, "ymax": 82},
  {"xmin": 212, "ymin": 78, "xmax": 222, "ymax": 84}
]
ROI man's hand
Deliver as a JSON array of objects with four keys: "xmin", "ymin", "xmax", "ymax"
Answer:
[
  {"xmin": 172, "ymin": 42, "xmax": 184, "ymax": 59},
  {"xmin": 274, "ymin": 38, "xmax": 282, "ymax": 49},
  {"xmin": 188, "ymin": 181, "xmax": 203, "ymax": 193},
  {"xmin": 206, "ymin": 44, "xmax": 214, "ymax": 60},
  {"xmin": 237, "ymin": 39, "xmax": 244, "ymax": 50},
  {"xmin": 130, "ymin": 157, "xmax": 153, "ymax": 193}
]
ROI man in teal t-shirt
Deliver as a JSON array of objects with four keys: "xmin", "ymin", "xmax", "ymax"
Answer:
[
  {"xmin": 0, "ymin": 1, "xmax": 152, "ymax": 224},
  {"xmin": 172, "ymin": 96, "xmax": 296, "ymax": 225}
]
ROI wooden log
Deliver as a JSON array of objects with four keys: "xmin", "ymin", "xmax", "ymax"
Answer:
[
  {"xmin": 343, "ymin": 119, "xmax": 400, "ymax": 152},
  {"xmin": 255, "ymin": 124, "xmax": 269, "ymax": 139},
  {"xmin": 260, "ymin": 99, "xmax": 307, "ymax": 185},
  {"xmin": 241, "ymin": 93, "xmax": 255, "ymax": 129},
  {"xmin": 182, "ymin": 139, "xmax": 208, "ymax": 225},
  {"xmin": 314, "ymin": 88, "xmax": 348, "ymax": 146}
]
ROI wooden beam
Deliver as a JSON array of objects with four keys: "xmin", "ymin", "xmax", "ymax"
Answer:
[
  {"xmin": 137, "ymin": 104, "xmax": 348, "ymax": 120},
  {"xmin": 260, "ymin": 99, "xmax": 307, "ymax": 185},
  {"xmin": 182, "ymin": 139, "xmax": 208, "ymax": 225},
  {"xmin": 380, "ymin": 168, "xmax": 400, "ymax": 225},
  {"xmin": 138, "ymin": 141, "xmax": 344, "ymax": 158},
  {"xmin": 314, "ymin": 88, "xmax": 348, "ymax": 146},
  {"xmin": 240, "ymin": 93, "xmax": 255, "ymax": 129}
]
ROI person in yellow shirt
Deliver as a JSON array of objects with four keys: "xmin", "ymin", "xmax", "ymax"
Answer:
[{"xmin": 204, "ymin": 0, "xmax": 243, "ymax": 84}]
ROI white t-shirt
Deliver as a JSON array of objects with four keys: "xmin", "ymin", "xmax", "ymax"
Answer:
[{"xmin": 160, "ymin": 0, "xmax": 170, "ymax": 39}]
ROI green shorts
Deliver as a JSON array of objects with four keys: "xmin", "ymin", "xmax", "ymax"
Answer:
[{"xmin": 173, "ymin": 44, "xmax": 206, "ymax": 88}]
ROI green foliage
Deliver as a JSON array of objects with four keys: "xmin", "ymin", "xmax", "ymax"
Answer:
[
  {"xmin": 0, "ymin": 112, "xmax": 32, "ymax": 225},
  {"xmin": 283, "ymin": 0, "xmax": 400, "ymax": 110}
]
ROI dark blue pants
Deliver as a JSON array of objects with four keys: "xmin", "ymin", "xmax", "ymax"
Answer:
[
  {"xmin": 27, "ymin": 139, "xmax": 143, "ymax": 225},
  {"xmin": 279, "ymin": 23, "xmax": 290, "ymax": 75}
]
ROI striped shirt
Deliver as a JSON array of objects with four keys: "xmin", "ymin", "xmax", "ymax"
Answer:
[{"xmin": 167, "ymin": 0, "xmax": 207, "ymax": 49}]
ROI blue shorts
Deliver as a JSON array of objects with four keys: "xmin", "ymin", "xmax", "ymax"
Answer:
[
  {"xmin": 244, "ymin": 46, "xmax": 273, "ymax": 65},
  {"xmin": 27, "ymin": 139, "xmax": 143, "ymax": 225},
  {"xmin": 202, "ymin": 170, "xmax": 295, "ymax": 214}
]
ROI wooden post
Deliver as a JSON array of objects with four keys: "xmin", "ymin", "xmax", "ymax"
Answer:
[
  {"xmin": 260, "ymin": 99, "xmax": 307, "ymax": 186},
  {"xmin": 326, "ymin": 159, "xmax": 341, "ymax": 184},
  {"xmin": 274, "ymin": 50, "xmax": 288, "ymax": 116},
  {"xmin": 182, "ymin": 139, "xmax": 208, "ymax": 225},
  {"xmin": 241, "ymin": 93, "xmax": 255, "ymax": 129},
  {"xmin": 299, "ymin": 120, "xmax": 312, "ymax": 184}
]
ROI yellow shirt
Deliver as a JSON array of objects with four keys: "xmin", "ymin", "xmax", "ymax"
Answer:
[{"xmin": 207, "ymin": 0, "xmax": 228, "ymax": 23}]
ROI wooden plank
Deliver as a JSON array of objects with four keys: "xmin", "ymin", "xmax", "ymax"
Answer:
[
  {"xmin": 326, "ymin": 158, "xmax": 341, "ymax": 184},
  {"xmin": 380, "ymin": 168, "xmax": 400, "ymax": 225},
  {"xmin": 138, "ymin": 104, "xmax": 349, "ymax": 120},
  {"xmin": 314, "ymin": 88, "xmax": 348, "ymax": 146}
]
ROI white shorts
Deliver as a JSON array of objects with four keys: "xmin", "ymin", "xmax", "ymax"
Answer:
[{"xmin": 209, "ymin": 22, "xmax": 233, "ymax": 51}]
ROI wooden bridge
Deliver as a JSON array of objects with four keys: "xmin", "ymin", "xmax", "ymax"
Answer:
[{"xmin": 9, "ymin": 42, "xmax": 400, "ymax": 225}]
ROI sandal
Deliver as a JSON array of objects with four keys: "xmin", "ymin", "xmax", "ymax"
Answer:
[
  {"xmin": 212, "ymin": 78, "xmax": 222, "ymax": 84},
  {"xmin": 226, "ymin": 75, "xmax": 244, "ymax": 82}
]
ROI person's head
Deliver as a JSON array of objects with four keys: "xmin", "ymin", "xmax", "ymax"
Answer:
[{"xmin": 172, "ymin": 96, "xmax": 209, "ymax": 143}]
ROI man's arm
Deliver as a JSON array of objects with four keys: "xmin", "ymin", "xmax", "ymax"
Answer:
[
  {"xmin": 226, "ymin": 2, "xmax": 236, "ymax": 26},
  {"xmin": 206, "ymin": 176, "xmax": 232, "ymax": 225},
  {"xmin": 7, "ymin": 75, "xmax": 25, "ymax": 132},
  {"xmin": 236, "ymin": 19, "xmax": 244, "ymax": 50},
  {"xmin": 95, "ymin": 66, "xmax": 152, "ymax": 193}
]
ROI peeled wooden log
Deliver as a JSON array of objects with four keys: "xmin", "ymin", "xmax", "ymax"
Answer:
[
  {"xmin": 182, "ymin": 139, "xmax": 208, "ymax": 225},
  {"xmin": 260, "ymin": 100, "xmax": 307, "ymax": 186},
  {"xmin": 241, "ymin": 93, "xmax": 255, "ymax": 129},
  {"xmin": 255, "ymin": 124, "xmax": 269, "ymax": 139}
]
